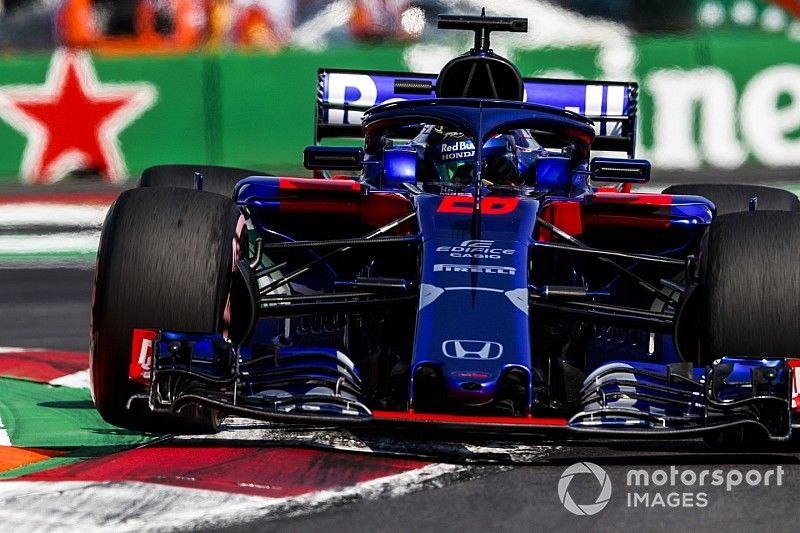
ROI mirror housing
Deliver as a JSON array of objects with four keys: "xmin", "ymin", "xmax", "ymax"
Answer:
[
  {"xmin": 383, "ymin": 149, "xmax": 417, "ymax": 189},
  {"xmin": 304, "ymin": 146, "xmax": 364, "ymax": 171},
  {"xmin": 590, "ymin": 157, "xmax": 651, "ymax": 184}
]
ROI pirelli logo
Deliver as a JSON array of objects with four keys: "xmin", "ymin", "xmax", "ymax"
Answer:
[{"xmin": 434, "ymin": 263, "xmax": 516, "ymax": 275}]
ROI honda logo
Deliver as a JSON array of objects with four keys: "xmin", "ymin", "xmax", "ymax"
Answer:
[{"xmin": 442, "ymin": 340, "xmax": 503, "ymax": 360}]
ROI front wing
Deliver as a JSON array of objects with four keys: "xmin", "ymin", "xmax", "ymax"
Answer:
[{"xmin": 128, "ymin": 329, "xmax": 800, "ymax": 441}]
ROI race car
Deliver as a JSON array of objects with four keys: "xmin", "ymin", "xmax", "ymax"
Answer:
[{"xmin": 91, "ymin": 12, "xmax": 800, "ymax": 447}]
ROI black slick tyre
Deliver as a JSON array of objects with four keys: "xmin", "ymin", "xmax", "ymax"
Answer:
[
  {"xmin": 91, "ymin": 187, "xmax": 244, "ymax": 432},
  {"xmin": 700, "ymin": 211, "xmax": 800, "ymax": 360}
]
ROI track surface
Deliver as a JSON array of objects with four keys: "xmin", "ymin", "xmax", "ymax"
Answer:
[
  {"xmin": 3, "ymin": 267, "xmax": 800, "ymax": 532},
  {"xmin": 0, "ymin": 269, "xmax": 91, "ymax": 351}
]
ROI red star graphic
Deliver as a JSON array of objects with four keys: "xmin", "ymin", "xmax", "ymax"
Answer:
[{"xmin": 0, "ymin": 49, "xmax": 156, "ymax": 184}]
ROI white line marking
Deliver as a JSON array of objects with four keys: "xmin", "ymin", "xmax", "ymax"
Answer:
[
  {"xmin": 0, "ymin": 204, "xmax": 109, "ymax": 228},
  {"xmin": 0, "ymin": 231, "xmax": 100, "ymax": 254},
  {"xmin": 0, "ymin": 481, "xmax": 268, "ymax": 533},
  {"xmin": 0, "ymin": 347, "xmax": 45, "ymax": 353},
  {"xmin": 48, "ymin": 369, "xmax": 90, "ymax": 389},
  {"xmin": 0, "ymin": 418, "xmax": 11, "ymax": 446},
  {"xmin": 0, "ymin": 258, "xmax": 96, "ymax": 269}
]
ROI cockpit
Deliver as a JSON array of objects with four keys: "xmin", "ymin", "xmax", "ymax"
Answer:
[
  {"xmin": 364, "ymin": 107, "xmax": 590, "ymax": 195},
  {"xmin": 407, "ymin": 125, "xmax": 542, "ymax": 188}
]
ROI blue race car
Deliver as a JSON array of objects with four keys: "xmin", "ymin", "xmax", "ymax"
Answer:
[{"xmin": 91, "ymin": 13, "xmax": 800, "ymax": 447}]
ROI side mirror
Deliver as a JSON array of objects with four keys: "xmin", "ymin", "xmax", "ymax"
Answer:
[
  {"xmin": 383, "ymin": 149, "xmax": 417, "ymax": 189},
  {"xmin": 590, "ymin": 157, "xmax": 651, "ymax": 184},
  {"xmin": 303, "ymin": 146, "xmax": 364, "ymax": 171}
]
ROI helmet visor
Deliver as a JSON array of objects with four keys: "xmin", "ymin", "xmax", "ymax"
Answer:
[{"xmin": 435, "ymin": 161, "xmax": 474, "ymax": 183}]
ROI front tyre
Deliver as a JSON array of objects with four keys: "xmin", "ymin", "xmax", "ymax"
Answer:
[
  {"xmin": 700, "ymin": 211, "xmax": 800, "ymax": 360},
  {"xmin": 91, "ymin": 187, "xmax": 245, "ymax": 432}
]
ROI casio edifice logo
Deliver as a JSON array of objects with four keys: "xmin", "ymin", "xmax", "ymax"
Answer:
[{"xmin": 436, "ymin": 239, "xmax": 515, "ymax": 260}]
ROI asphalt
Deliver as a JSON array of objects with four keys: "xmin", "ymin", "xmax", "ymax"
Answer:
[
  {"xmin": 3, "ymin": 266, "xmax": 800, "ymax": 532},
  {"xmin": 0, "ymin": 267, "xmax": 92, "ymax": 351}
]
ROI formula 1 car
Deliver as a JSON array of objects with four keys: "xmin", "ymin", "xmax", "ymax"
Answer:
[{"xmin": 91, "ymin": 13, "xmax": 800, "ymax": 447}]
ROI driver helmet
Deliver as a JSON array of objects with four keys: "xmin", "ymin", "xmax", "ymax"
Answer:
[{"xmin": 417, "ymin": 126, "xmax": 520, "ymax": 185}]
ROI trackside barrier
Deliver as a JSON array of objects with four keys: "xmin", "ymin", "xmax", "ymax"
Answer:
[{"xmin": 0, "ymin": 33, "xmax": 799, "ymax": 183}]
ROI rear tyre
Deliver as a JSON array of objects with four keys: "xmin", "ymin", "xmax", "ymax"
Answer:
[
  {"xmin": 662, "ymin": 183, "xmax": 799, "ymax": 215},
  {"xmin": 700, "ymin": 211, "xmax": 800, "ymax": 360},
  {"xmin": 139, "ymin": 164, "xmax": 270, "ymax": 197},
  {"xmin": 91, "ymin": 187, "xmax": 245, "ymax": 433}
]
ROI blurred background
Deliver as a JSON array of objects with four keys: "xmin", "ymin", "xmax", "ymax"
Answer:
[{"xmin": 0, "ymin": 0, "xmax": 798, "ymax": 183}]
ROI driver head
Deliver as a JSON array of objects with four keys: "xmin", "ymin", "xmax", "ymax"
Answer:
[{"xmin": 415, "ymin": 126, "xmax": 521, "ymax": 185}]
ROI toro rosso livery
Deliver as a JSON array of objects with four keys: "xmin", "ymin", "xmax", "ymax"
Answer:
[{"xmin": 92, "ymin": 13, "xmax": 800, "ymax": 445}]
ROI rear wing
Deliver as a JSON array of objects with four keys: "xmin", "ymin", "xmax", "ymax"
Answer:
[{"xmin": 315, "ymin": 68, "xmax": 638, "ymax": 157}]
